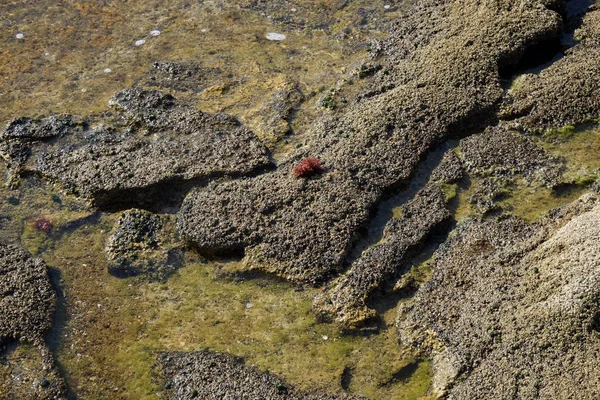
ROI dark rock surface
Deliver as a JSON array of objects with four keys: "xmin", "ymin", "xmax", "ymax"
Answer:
[
  {"xmin": 177, "ymin": 0, "xmax": 564, "ymax": 284},
  {"xmin": 0, "ymin": 242, "xmax": 55, "ymax": 345},
  {"xmin": 398, "ymin": 193, "xmax": 600, "ymax": 399},
  {"xmin": 105, "ymin": 209, "xmax": 182, "ymax": 281},
  {"xmin": 313, "ymin": 183, "xmax": 451, "ymax": 329},
  {"xmin": 144, "ymin": 61, "xmax": 222, "ymax": 93},
  {"xmin": 258, "ymin": 82, "xmax": 304, "ymax": 143},
  {"xmin": 0, "ymin": 243, "xmax": 66, "ymax": 399},
  {"xmin": 0, "ymin": 88, "xmax": 271, "ymax": 207},
  {"xmin": 157, "ymin": 350, "xmax": 366, "ymax": 400}
]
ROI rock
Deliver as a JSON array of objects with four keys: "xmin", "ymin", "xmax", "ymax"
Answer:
[
  {"xmin": 105, "ymin": 209, "xmax": 183, "ymax": 281},
  {"xmin": 502, "ymin": 9, "xmax": 600, "ymax": 131},
  {"xmin": 398, "ymin": 192, "xmax": 600, "ymax": 399},
  {"xmin": 313, "ymin": 183, "xmax": 451, "ymax": 329},
  {"xmin": 430, "ymin": 150, "xmax": 463, "ymax": 185},
  {"xmin": 257, "ymin": 82, "xmax": 304, "ymax": 143},
  {"xmin": 459, "ymin": 124, "xmax": 563, "ymax": 187},
  {"xmin": 0, "ymin": 242, "xmax": 55, "ymax": 345},
  {"xmin": 156, "ymin": 350, "xmax": 367, "ymax": 400},
  {"xmin": 0, "ymin": 243, "xmax": 66, "ymax": 399},
  {"xmin": 0, "ymin": 88, "xmax": 271, "ymax": 208},
  {"xmin": 145, "ymin": 61, "xmax": 222, "ymax": 93},
  {"xmin": 177, "ymin": 0, "xmax": 564, "ymax": 284}
]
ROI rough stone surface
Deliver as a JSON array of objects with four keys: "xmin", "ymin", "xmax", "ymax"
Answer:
[
  {"xmin": 258, "ymin": 82, "xmax": 304, "ymax": 143},
  {"xmin": 177, "ymin": 0, "xmax": 564, "ymax": 284},
  {"xmin": 398, "ymin": 193, "xmax": 600, "ymax": 399},
  {"xmin": 105, "ymin": 209, "xmax": 182, "ymax": 281},
  {"xmin": 430, "ymin": 150, "xmax": 463, "ymax": 184},
  {"xmin": 313, "ymin": 183, "xmax": 451, "ymax": 329},
  {"xmin": 144, "ymin": 61, "xmax": 221, "ymax": 93},
  {"xmin": 157, "ymin": 350, "xmax": 367, "ymax": 400},
  {"xmin": 0, "ymin": 242, "xmax": 55, "ymax": 345},
  {"xmin": 459, "ymin": 124, "xmax": 563, "ymax": 187},
  {"xmin": 502, "ymin": 7, "xmax": 600, "ymax": 130},
  {"xmin": 0, "ymin": 88, "xmax": 271, "ymax": 207}
]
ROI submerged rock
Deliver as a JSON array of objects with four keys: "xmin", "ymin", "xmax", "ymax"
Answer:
[
  {"xmin": 105, "ymin": 209, "xmax": 183, "ymax": 281},
  {"xmin": 177, "ymin": 0, "xmax": 563, "ymax": 283},
  {"xmin": 0, "ymin": 88, "xmax": 271, "ymax": 208},
  {"xmin": 398, "ymin": 193, "xmax": 600, "ymax": 399},
  {"xmin": 157, "ymin": 350, "xmax": 366, "ymax": 399}
]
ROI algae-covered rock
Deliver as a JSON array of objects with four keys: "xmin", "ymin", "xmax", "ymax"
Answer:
[
  {"xmin": 0, "ymin": 242, "xmax": 55, "ymax": 345},
  {"xmin": 313, "ymin": 183, "xmax": 451, "ymax": 329},
  {"xmin": 178, "ymin": 0, "xmax": 563, "ymax": 283},
  {"xmin": 0, "ymin": 88, "xmax": 271, "ymax": 208},
  {"xmin": 157, "ymin": 350, "xmax": 367, "ymax": 400},
  {"xmin": 398, "ymin": 193, "xmax": 600, "ymax": 399},
  {"xmin": 105, "ymin": 209, "xmax": 183, "ymax": 281}
]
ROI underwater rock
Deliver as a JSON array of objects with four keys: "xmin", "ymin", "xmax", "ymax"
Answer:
[
  {"xmin": 398, "ymin": 193, "xmax": 600, "ymax": 399},
  {"xmin": 157, "ymin": 350, "xmax": 366, "ymax": 399},
  {"xmin": 430, "ymin": 150, "xmax": 463, "ymax": 185},
  {"xmin": 105, "ymin": 209, "xmax": 183, "ymax": 281},
  {"xmin": 178, "ymin": 0, "xmax": 563, "ymax": 284},
  {"xmin": 258, "ymin": 82, "xmax": 304, "ymax": 143},
  {"xmin": 145, "ymin": 61, "xmax": 222, "ymax": 93}
]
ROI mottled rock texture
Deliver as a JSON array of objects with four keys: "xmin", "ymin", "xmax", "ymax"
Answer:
[
  {"xmin": 157, "ymin": 350, "xmax": 366, "ymax": 400},
  {"xmin": 177, "ymin": 0, "xmax": 564, "ymax": 284},
  {"xmin": 313, "ymin": 183, "xmax": 451, "ymax": 329},
  {"xmin": 0, "ymin": 88, "xmax": 271, "ymax": 207},
  {"xmin": 105, "ymin": 209, "xmax": 182, "ymax": 281},
  {"xmin": 398, "ymin": 193, "xmax": 600, "ymax": 399},
  {"xmin": 0, "ymin": 243, "xmax": 55, "ymax": 345}
]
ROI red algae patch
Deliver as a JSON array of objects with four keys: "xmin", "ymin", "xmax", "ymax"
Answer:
[{"xmin": 293, "ymin": 157, "xmax": 323, "ymax": 178}]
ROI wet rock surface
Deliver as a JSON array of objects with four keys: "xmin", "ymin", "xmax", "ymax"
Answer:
[
  {"xmin": 398, "ymin": 193, "xmax": 600, "ymax": 399},
  {"xmin": 313, "ymin": 183, "xmax": 451, "ymax": 329},
  {"xmin": 157, "ymin": 350, "xmax": 366, "ymax": 400},
  {"xmin": 177, "ymin": 0, "xmax": 564, "ymax": 284},
  {"xmin": 0, "ymin": 243, "xmax": 66, "ymax": 399},
  {"xmin": 0, "ymin": 88, "xmax": 271, "ymax": 208},
  {"xmin": 0, "ymin": 242, "xmax": 55, "ymax": 345},
  {"xmin": 144, "ymin": 61, "xmax": 222, "ymax": 93},
  {"xmin": 257, "ymin": 82, "xmax": 304, "ymax": 143},
  {"xmin": 105, "ymin": 209, "xmax": 182, "ymax": 281}
]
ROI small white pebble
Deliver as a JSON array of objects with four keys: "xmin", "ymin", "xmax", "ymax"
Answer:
[
  {"xmin": 245, "ymin": 302, "xmax": 253, "ymax": 309},
  {"xmin": 150, "ymin": 29, "xmax": 161, "ymax": 36},
  {"xmin": 201, "ymin": 28, "xmax": 208, "ymax": 33},
  {"xmin": 44, "ymin": 52, "xmax": 50, "ymax": 56},
  {"xmin": 97, "ymin": 304, "xmax": 101, "ymax": 308},
  {"xmin": 82, "ymin": 263, "xmax": 87, "ymax": 266},
  {"xmin": 291, "ymin": 7, "xmax": 297, "ymax": 12},
  {"xmin": 301, "ymin": 45, "xmax": 307, "ymax": 49},
  {"xmin": 16, "ymin": 33, "xmax": 24, "ymax": 39},
  {"xmin": 135, "ymin": 39, "xmax": 146, "ymax": 46},
  {"xmin": 104, "ymin": 68, "xmax": 112, "ymax": 73},
  {"xmin": 322, "ymin": 335, "xmax": 328, "ymax": 340},
  {"xmin": 266, "ymin": 32, "xmax": 286, "ymax": 41},
  {"xmin": 384, "ymin": 4, "xmax": 391, "ymax": 9}
]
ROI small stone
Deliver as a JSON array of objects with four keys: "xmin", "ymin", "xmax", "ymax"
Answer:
[
  {"xmin": 384, "ymin": 4, "xmax": 391, "ymax": 9},
  {"xmin": 322, "ymin": 335, "xmax": 328, "ymax": 340},
  {"xmin": 135, "ymin": 39, "xmax": 146, "ymax": 46},
  {"xmin": 81, "ymin": 88, "xmax": 87, "ymax": 93},
  {"xmin": 266, "ymin": 32, "xmax": 286, "ymax": 41},
  {"xmin": 16, "ymin": 33, "xmax": 24, "ymax": 39},
  {"xmin": 245, "ymin": 302, "xmax": 253, "ymax": 309},
  {"xmin": 291, "ymin": 7, "xmax": 297, "ymax": 12},
  {"xmin": 201, "ymin": 29, "xmax": 208, "ymax": 33},
  {"xmin": 104, "ymin": 68, "xmax": 112, "ymax": 73},
  {"xmin": 151, "ymin": 30, "xmax": 161, "ymax": 36}
]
